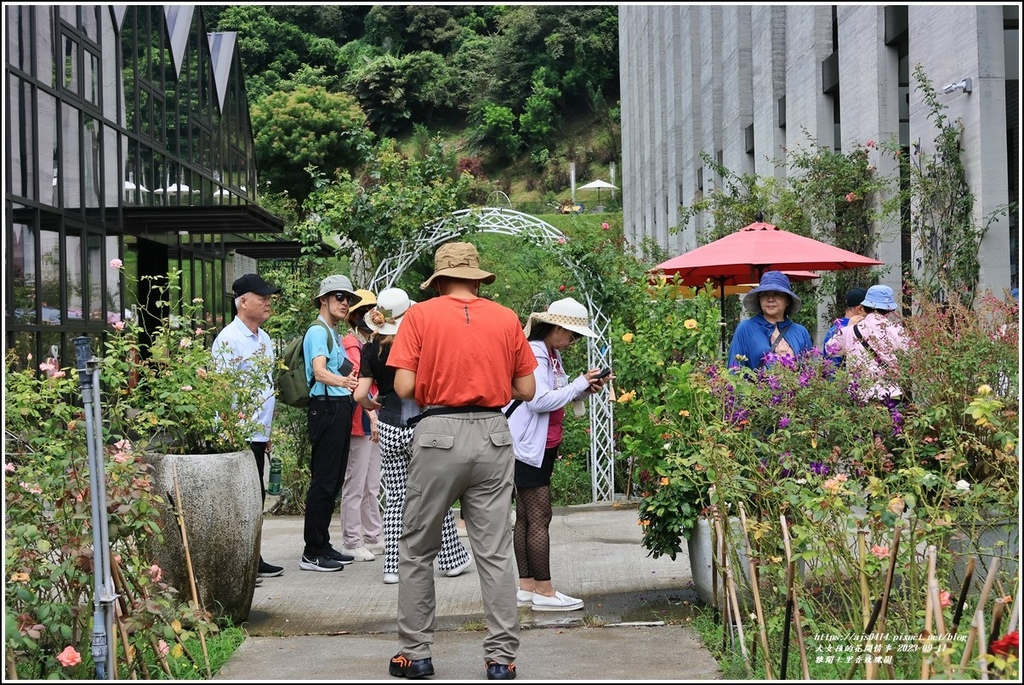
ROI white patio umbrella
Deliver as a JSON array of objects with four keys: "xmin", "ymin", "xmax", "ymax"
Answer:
[{"xmin": 576, "ymin": 179, "xmax": 618, "ymax": 205}]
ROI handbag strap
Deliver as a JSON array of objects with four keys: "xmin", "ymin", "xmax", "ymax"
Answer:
[
  {"xmin": 853, "ymin": 325, "xmax": 887, "ymax": 366},
  {"xmin": 768, "ymin": 326, "xmax": 789, "ymax": 354}
]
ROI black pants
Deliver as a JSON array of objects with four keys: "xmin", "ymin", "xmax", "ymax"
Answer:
[
  {"xmin": 304, "ymin": 398, "xmax": 353, "ymax": 556},
  {"xmin": 251, "ymin": 440, "xmax": 268, "ymax": 503}
]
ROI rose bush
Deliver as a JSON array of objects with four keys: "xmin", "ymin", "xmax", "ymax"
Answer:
[
  {"xmin": 628, "ymin": 283, "xmax": 1018, "ymax": 678},
  {"xmin": 4, "ymin": 262, "xmax": 271, "ymax": 678}
]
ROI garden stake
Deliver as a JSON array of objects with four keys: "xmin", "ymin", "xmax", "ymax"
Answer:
[
  {"xmin": 987, "ymin": 598, "xmax": 1006, "ymax": 655},
  {"xmin": 924, "ymin": 545, "xmax": 953, "ymax": 679},
  {"xmin": 715, "ymin": 517, "xmax": 732, "ymax": 653},
  {"xmin": 738, "ymin": 501, "xmax": 773, "ymax": 679},
  {"xmin": 108, "ymin": 555, "xmax": 139, "ymax": 680},
  {"xmin": 148, "ymin": 634, "xmax": 173, "ymax": 676},
  {"xmin": 845, "ymin": 597, "xmax": 884, "ymax": 680},
  {"xmin": 974, "ymin": 609, "xmax": 989, "ymax": 680},
  {"xmin": 1005, "ymin": 591, "xmax": 1019, "ymax": 633},
  {"xmin": 6, "ymin": 646, "xmax": 17, "ymax": 680},
  {"xmin": 951, "ymin": 557, "xmax": 976, "ymax": 636},
  {"xmin": 960, "ymin": 611, "xmax": 980, "ymax": 671},
  {"xmin": 714, "ymin": 515, "xmax": 751, "ymax": 674},
  {"xmin": 779, "ymin": 515, "xmax": 809, "ymax": 679},
  {"xmin": 975, "ymin": 557, "xmax": 1002, "ymax": 632},
  {"xmin": 857, "ymin": 529, "xmax": 871, "ymax": 629},
  {"xmin": 780, "ymin": 556, "xmax": 795, "ymax": 680},
  {"xmin": 870, "ymin": 527, "xmax": 902, "ymax": 680},
  {"xmin": 921, "ymin": 546, "xmax": 935, "ymax": 680},
  {"xmin": 171, "ymin": 466, "xmax": 213, "ymax": 679}
]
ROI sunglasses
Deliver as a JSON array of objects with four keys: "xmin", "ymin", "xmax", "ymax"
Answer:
[{"xmin": 333, "ymin": 292, "xmax": 358, "ymax": 305}]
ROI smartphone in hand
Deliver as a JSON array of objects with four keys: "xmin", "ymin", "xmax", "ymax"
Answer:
[{"xmin": 596, "ymin": 367, "xmax": 612, "ymax": 380}]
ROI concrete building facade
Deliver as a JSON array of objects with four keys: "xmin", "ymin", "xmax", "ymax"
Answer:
[{"xmin": 619, "ymin": 4, "xmax": 1019, "ymax": 336}]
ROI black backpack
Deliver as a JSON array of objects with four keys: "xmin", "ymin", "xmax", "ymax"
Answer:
[{"xmin": 276, "ymin": 320, "xmax": 334, "ymax": 409}]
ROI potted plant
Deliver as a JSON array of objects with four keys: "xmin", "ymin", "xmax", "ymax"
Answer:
[{"xmin": 104, "ymin": 262, "xmax": 272, "ymax": 623}]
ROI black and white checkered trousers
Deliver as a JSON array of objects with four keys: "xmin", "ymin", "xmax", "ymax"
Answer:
[{"xmin": 378, "ymin": 420, "xmax": 471, "ymax": 575}]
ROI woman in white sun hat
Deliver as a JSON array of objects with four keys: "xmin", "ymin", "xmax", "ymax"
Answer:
[
  {"xmin": 506, "ymin": 297, "xmax": 612, "ymax": 612},
  {"xmin": 353, "ymin": 288, "xmax": 472, "ymax": 585}
]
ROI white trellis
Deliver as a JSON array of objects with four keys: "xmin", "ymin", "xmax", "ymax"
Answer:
[{"xmin": 367, "ymin": 207, "xmax": 617, "ymax": 503}]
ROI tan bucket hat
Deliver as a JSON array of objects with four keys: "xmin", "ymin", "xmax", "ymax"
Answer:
[{"xmin": 420, "ymin": 242, "xmax": 496, "ymax": 290}]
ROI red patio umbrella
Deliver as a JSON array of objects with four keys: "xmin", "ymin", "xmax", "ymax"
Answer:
[
  {"xmin": 651, "ymin": 218, "xmax": 883, "ymax": 284},
  {"xmin": 650, "ymin": 216, "xmax": 883, "ymax": 352}
]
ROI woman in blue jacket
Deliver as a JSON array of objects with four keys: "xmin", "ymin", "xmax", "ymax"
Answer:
[
  {"xmin": 506, "ymin": 298, "xmax": 610, "ymax": 612},
  {"xmin": 728, "ymin": 271, "xmax": 813, "ymax": 370}
]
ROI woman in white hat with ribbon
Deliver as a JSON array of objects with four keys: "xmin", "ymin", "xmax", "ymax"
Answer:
[
  {"xmin": 353, "ymin": 288, "xmax": 473, "ymax": 585},
  {"xmin": 507, "ymin": 297, "xmax": 611, "ymax": 612}
]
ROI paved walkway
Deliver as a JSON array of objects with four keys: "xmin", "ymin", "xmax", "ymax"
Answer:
[{"xmin": 215, "ymin": 502, "xmax": 722, "ymax": 681}]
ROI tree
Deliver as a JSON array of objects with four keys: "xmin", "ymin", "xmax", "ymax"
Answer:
[
  {"xmin": 299, "ymin": 136, "xmax": 476, "ymax": 275},
  {"xmin": 249, "ymin": 84, "xmax": 373, "ymax": 205}
]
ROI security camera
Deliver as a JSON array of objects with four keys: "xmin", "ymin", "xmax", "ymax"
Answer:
[{"xmin": 943, "ymin": 78, "xmax": 973, "ymax": 95}]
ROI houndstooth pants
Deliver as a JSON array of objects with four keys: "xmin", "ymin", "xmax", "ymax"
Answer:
[{"xmin": 378, "ymin": 421, "xmax": 470, "ymax": 575}]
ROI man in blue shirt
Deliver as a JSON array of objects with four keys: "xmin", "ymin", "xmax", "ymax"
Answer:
[
  {"xmin": 212, "ymin": 273, "xmax": 285, "ymax": 579},
  {"xmin": 300, "ymin": 274, "xmax": 361, "ymax": 572},
  {"xmin": 822, "ymin": 287, "xmax": 867, "ymax": 368}
]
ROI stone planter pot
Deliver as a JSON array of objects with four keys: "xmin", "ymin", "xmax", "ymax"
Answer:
[
  {"xmin": 144, "ymin": 450, "xmax": 261, "ymax": 624},
  {"xmin": 685, "ymin": 516, "xmax": 752, "ymax": 609}
]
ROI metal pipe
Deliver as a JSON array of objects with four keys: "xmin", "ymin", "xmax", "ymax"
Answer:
[{"xmin": 75, "ymin": 336, "xmax": 117, "ymax": 679}]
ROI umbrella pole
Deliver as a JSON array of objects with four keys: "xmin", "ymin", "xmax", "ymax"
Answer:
[{"xmin": 719, "ymin": 277, "xmax": 728, "ymax": 357}]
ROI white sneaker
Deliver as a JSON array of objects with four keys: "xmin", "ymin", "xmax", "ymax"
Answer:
[
  {"xmin": 531, "ymin": 591, "xmax": 584, "ymax": 612},
  {"xmin": 516, "ymin": 589, "xmax": 535, "ymax": 606},
  {"xmin": 383, "ymin": 573, "xmax": 399, "ymax": 585},
  {"xmin": 442, "ymin": 554, "xmax": 473, "ymax": 577},
  {"xmin": 365, "ymin": 541, "xmax": 385, "ymax": 554},
  {"xmin": 342, "ymin": 546, "xmax": 376, "ymax": 562}
]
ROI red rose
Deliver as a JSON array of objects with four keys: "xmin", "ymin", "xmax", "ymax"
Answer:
[{"xmin": 991, "ymin": 631, "xmax": 1019, "ymax": 657}]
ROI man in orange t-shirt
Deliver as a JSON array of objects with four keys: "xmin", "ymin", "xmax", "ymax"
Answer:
[{"xmin": 386, "ymin": 242, "xmax": 536, "ymax": 681}]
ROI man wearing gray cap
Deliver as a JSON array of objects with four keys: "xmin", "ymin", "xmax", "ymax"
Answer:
[{"xmin": 299, "ymin": 274, "xmax": 362, "ymax": 572}]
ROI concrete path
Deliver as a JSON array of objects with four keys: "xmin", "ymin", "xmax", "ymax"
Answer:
[{"xmin": 215, "ymin": 502, "xmax": 722, "ymax": 681}]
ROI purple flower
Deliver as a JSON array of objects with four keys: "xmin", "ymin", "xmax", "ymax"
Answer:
[
  {"xmin": 778, "ymin": 416, "xmax": 791, "ymax": 429},
  {"xmin": 809, "ymin": 461, "xmax": 830, "ymax": 476}
]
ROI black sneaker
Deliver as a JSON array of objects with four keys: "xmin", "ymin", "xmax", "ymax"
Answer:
[
  {"xmin": 389, "ymin": 653, "xmax": 434, "ymax": 679},
  {"xmin": 298, "ymin": 554, "xmax": 345, "ymax": 572},
  {"xmin": 258, "ymin": 559, "xmax": 284, "ymax": 578},
  {"xmin": 324, "ymin": 547, "xmax": 355, "ymax": 565},
  {"xmin": 486, "ymin": 662, "xmax": 516, "ymax": 680}
]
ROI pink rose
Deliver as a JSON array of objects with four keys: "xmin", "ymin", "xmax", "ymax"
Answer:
[
  {"xmin": 56, "ymin": 646, "xmax": 82, "ymax": 667},
  {"xmin": 870, "ymin": 544, "xmax": 889, "ymax": 559},
  {"xmin": 109, "ymin": 258, "xmax": 123, "ymax": 269}
]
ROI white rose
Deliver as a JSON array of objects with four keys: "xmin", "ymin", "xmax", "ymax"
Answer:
[{"xmin": 955, "ymin": 480, "xmax": 970, "ymax": 491}]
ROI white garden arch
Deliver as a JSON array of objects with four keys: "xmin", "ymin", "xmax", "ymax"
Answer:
[{"xmin": 366, "ymin": 207, "xmax": 616, "ymax": 503}]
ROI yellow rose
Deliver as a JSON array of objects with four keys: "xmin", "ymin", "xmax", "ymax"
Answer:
[
  {"xmin": 622, "ymin": 332, "xmax": 634, "ymax": 343},
  {"xmin": 660, "ymin": 477, "xmax": 670, "ymax": 486},
  {"xmin": 888, "ymin": 496, "xmax": 905, "ymax": 516},
  {"xmin": 684, "ymin": 319, "xmax": 698, "ymax": 330},
  {"xmin": 977, "ymin": 384, "xmax": 992, "ymax": 395}
]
